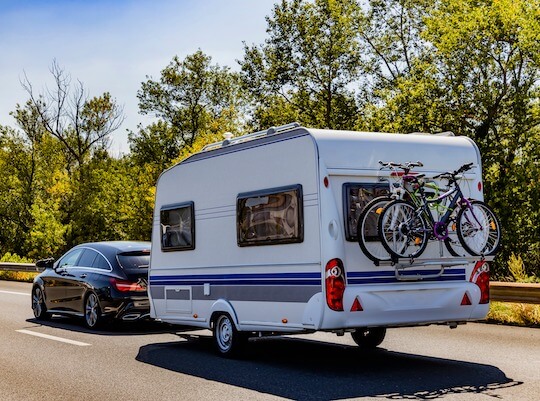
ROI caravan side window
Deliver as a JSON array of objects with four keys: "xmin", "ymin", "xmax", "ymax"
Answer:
[
  {"xmin": 237, "ymin": 185, "xmax": 303, "ymax": 246},
  {"xmin": 160, "ymin": 202, "xmax": 195, "ymax": 251},
  {"xmin": 343, "ymin": 183, "xmax": 389, "ymax": 241}
]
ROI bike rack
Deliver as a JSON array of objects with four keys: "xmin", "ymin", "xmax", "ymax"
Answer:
[{"xmin": 378, "ymin": 255, "xmax": 495, "ymax": 281}]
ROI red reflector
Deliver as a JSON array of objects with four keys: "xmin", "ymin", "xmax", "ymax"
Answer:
[
  {"xmin": 350, "ymin": 297, "xmax": 363, "ymax": 312},
  {"xmin": 323, "ymin": 176, "xmax": 329, "ymax": 187},
  {"xmin": 478, "ymin": 181, "xmax": 482, "ymax": 192},
  {"xmin": 461, "ymin": 293, "xmax": 472, "ymax": 306}
]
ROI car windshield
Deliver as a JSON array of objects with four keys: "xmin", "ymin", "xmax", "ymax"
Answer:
[{"xmin": 117, "ymin": 251, "xmax": 150, "ymax": 274}]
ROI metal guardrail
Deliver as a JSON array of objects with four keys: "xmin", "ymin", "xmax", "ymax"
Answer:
[
  {"xmin": 1, "ymin": 262, "xmax": 539, "ymax": 304},
  {"xmin": 490, "ymin": 282, "xmax": 540, "ymax": 305},
  {"xmin": 0, "ymin": 262, "xmax": 41, "ymax": 272}
]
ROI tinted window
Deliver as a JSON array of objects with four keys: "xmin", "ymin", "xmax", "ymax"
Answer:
[
  {"xmin": 92, "ymin": 253, "xmax": 111, "ymax": 270},
  {"xmin": 343, "ymin": 183, "xmax": 390, "ymax": 241},
  {"xmin": 77, "ymin": 249, "xmax": 97, "ymax": 267},
  {"xmin": 160, "ymin": 202, "xmax": 195, "ymax": 251},
  {"xmin": 117, "ymin": 252, "xmax": 150, "ymax": 274},
  {"xmin": 237, "ymin": 185, "xmax": 303, "ymax": 246},
  {"xmin": 57, "ymin": 249, "xmax": 84, "ymax": 268}
]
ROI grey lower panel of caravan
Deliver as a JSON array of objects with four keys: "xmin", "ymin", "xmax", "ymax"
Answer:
[{"xmin": 151, "ymin": 285, "xmax": 321, "ymax": 303}]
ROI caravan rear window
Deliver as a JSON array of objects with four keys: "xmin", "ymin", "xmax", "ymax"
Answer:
[
  {"xmin": 160, "ymin": 202, "xmax": 195, "ymax": 251},
  {"xmin": 237, "ymin": 185, "xmax": 303, "ymax": 246},
  {"xmin": 343, "ymin": 183, "xmax": 389, "ymax": 241}
]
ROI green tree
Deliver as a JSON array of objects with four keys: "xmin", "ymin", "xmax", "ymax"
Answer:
[
  {"xmin": 133, "ymin": 50, "xmax": 245, "ymax": 170},
  {"xmin": 240, "ymin": 0, "xmax": 362, "ymax": 129}
]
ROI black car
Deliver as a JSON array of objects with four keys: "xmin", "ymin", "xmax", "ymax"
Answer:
[{"xmin": 31, "ymin": 241, "xmax": 151, "ymax": 329}]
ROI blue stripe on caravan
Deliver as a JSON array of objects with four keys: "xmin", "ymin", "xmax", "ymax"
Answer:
[
  {"xmin": 347, "ymin": 268, "xmax": 466, "ymax": 284},
  {"xmin": 149, "ymin": 272, "xmax": 322, "ymax": 287},
  {"xmin": 150, "ymin": 279, "xmax": 322, "ymax": 286}
]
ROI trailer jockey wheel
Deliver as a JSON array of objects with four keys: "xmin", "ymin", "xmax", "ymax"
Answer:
[
  {"xmin": 351, "ymin": 327, "xmax": 386, "ymax": 349},
  {"xmin": 212, "ymin": 313, "xmax": 247, "ymax": 358}
]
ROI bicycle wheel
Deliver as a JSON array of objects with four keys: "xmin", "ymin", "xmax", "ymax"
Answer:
[
  {"xmin": 456, "ymin": 200, "xmax": 501, "ymax": 256},
  {"xmin": 378, "ymin": 200, "xmax": 429, "ymax": 259},
  {"xmin": 357, "ymin": 197, "xmax": 393, "ymax": 263},
  {"xmin": 444, "ymin": 213, "xmax": 468, "ymax": 257}
]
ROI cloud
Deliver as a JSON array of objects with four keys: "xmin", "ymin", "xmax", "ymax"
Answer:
[{"xmin": 0, "ymin": 0, "xmax": 274, "ymax": 154}]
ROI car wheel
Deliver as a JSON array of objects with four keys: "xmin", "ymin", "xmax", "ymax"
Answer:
[
  {"xmin": 213, "ymin": 313, "xmax": 247, "ymax": 358},
  {"xmin": 351, "ymin": 327, "xmax": 386, "ymax": 349},
  {"xmin": 84, "ymin": 292, "xmax": 102, "ymax": 329},
  {"xmin": 32, "ymin": 287, "xmax": 50, "ymax": 320}
]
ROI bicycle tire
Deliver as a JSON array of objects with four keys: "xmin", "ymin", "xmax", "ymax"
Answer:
[
  {"xmin": 443, "ymin": 213, "xmax": 468, "ymax": 257},
  {"xmin": 357, "ymin": 196, "xmax": 393, "ymax": 263},
  {"xmin": 456, "ymin": 200, "xmax": 501, "ymax": 256},
  {"xmin": 378, "ymin": 200, "xmax": 429, "ymax": 259}
]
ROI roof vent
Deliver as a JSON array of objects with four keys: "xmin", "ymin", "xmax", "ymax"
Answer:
[{"xmin": 222, "ymin": 132, "xmax": 234, "ymax": 146}]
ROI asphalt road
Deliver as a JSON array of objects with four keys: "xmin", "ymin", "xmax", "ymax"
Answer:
[{"xmin": 1, "ymin": 280, "xmax": 539, "ymax": 401}]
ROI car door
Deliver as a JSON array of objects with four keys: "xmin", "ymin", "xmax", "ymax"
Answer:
[
  {"xmin": 44, "ymin": 248, "xmax": 84, "ymax": 312},
  {"xmin": 63, "ymin": 249, "xmax": 99, "ymax": 314}
]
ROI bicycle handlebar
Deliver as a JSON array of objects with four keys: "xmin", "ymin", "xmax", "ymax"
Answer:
[{"xmin": 433, "ymin": 163, "xmax": 475, "ymax": 180}]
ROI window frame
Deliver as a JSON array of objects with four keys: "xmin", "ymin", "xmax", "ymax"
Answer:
[
  {"xmin": 342, "ymin": 182, "xmax": 390, "ymax": 242},
  {"xmin": 160, "ymin": 201, "xmax": 196, "ymax": 252},
  {"xmin": 236, "ymin": 184, "xmax": 304, "ymax": 247}
]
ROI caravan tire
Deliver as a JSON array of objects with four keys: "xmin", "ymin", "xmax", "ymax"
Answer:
[
  {"xmin": 212, "ymin": 313, "xmax": 247, "ymax": 358},
  {"xmin": 351, "ymin": 327, "xmax": 386, "ymax": 349}
]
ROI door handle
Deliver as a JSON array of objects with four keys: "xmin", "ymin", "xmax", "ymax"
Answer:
[{"xmin": 80, "ymin": 274, "xmax": 87, "ymax": 279}]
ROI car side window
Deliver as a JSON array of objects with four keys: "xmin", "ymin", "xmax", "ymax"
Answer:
[
  {"xmin": 77, "ymin": 249, "xmax": 97, "ymax": 268},
  {"xmin": 92, "ymin": 253, "xmax": 111, "ymax": 270},
  {"xmin": 57, "ymin": 249, "xmax": 84, "ymax": 268}
]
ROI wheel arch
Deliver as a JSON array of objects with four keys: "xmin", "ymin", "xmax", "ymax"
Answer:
[{"xmin": 209, "ymin": 299, "xmax": 239, "ymax": 330}]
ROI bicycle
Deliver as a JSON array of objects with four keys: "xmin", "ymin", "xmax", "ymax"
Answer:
[
  {"xmin": 377, "ymin": 163, "xmax": 501, "ymax": 260},
  {"xmin": 357, "ymin": 161, "xmax": 424, "ymax": 263}
]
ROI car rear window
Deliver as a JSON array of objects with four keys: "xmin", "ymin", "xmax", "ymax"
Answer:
[{"xmin": 117, "ymin": 251, "xmax": 150, "ymax": 274}]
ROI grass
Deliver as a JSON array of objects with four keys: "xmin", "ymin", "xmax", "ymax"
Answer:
[
  {"xmin": 0, "ymin": 271, "xmax": 38, "ymax": 283},
  {"xmin": 486, "ymin": 301, "xmax": 540, "ymax": 327}
]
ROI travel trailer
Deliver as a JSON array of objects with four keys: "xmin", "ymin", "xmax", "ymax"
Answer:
[{"xmin": 148, "ymin": 123, "xmax": 493, "ymax": 356}]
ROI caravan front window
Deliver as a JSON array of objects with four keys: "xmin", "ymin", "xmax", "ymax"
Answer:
[
  {"xmin": 343, "ymin": 183, "xmax": 389, "ymax": 241},
  {"xmin": 237, "ymin": 185, "xmax": 303, "ymax": 246},
  {"xmin": 160, "ymin": 202, "xmax": 195, "ymax": 251}
]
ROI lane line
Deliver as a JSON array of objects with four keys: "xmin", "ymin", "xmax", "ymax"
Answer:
[
  {"xmin": 16, "ymin": 329, "xmax": 91, "ymax": 347},
  {"xmin": 0, "ymin": 290, "xmax": 30, "ymax": 296}
]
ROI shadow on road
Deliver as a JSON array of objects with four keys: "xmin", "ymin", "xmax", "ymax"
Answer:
[
  {"xmin": 136, "ymin": 334, "xmax": 521, "ymax": 400},
  {"xmin": 24, "ymin": 316, "xmax": 179, "ymax": 336}
]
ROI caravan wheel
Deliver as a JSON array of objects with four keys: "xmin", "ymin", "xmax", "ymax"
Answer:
[
  {"xmin": 213, "ymin": 313, "xmax": 247, "ymax": 358},
  {"xmin": 351, "ymin": 327, "xmax": 386, "ymax": 349}
]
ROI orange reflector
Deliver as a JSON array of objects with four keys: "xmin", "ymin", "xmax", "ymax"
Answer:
[
  {"xmin": 351, "ymin": 297, "xmax": 363, "ymax": 312},
  {"xmin": 415, "ymin": 237, "xmax": 422, "ymax": 245},
  {"xmin": 376, "ymin": 208, "xmax": 383, "ymax": 214},
  {"xmin": 282, "ymin": 319, "xmax": 288, "ymax": 324},
  {"xmin": 193, "ymin": 314, "xmax": 198, "ymax": 318},
  {"xmin": 490, "ymin": 221, "xmax": 496, "ymax": 230},
  {"xmin": 461, "ymin": 293, "xmax": 472, "ymax": 306}
]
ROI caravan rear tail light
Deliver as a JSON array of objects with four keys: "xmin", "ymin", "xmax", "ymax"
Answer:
[
  {"xmin": 470, "ymin": 261, "xmax": 490, "ymax": 304},
  {"xmin": 325, "ymin": 258, "xmax": 345, "ymax": 311}
]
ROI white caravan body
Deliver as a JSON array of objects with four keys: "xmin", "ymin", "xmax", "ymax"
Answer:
[{"xmin": 148, "ymin": 124, "xmax": 490, "ymax": 335}]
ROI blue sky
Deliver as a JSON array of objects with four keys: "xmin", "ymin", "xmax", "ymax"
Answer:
[{"xmin": 0, "ymin": 0, "xmax": 275, "ymax": 154}]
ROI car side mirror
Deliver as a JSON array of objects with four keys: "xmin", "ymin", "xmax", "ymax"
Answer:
[{"xmin": 36, "ymin": 258, "xmax": 55, "ymax": 270}]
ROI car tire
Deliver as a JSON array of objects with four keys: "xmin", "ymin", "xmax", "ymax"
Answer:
[
  {"xmin": 32, "ymin": 286, "xmax": 50, "ymax": 320},
  {"xmin": 84, "ymin": 292, "xmax": 103, "ymax": 329}
]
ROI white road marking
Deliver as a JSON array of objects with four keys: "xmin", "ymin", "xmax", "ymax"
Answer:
[
  {"xmin": 0, "ymin": 290, "xmax": 30, "ymax": 296},
  {"xmin": 16, "ymin": 329, "xmax": 91, "ymax": 347}
]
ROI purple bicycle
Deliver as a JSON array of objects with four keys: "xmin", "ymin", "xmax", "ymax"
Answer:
[{"xmin": 377, "ymin": 163, "xmax": 501, "ymax": 260}]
